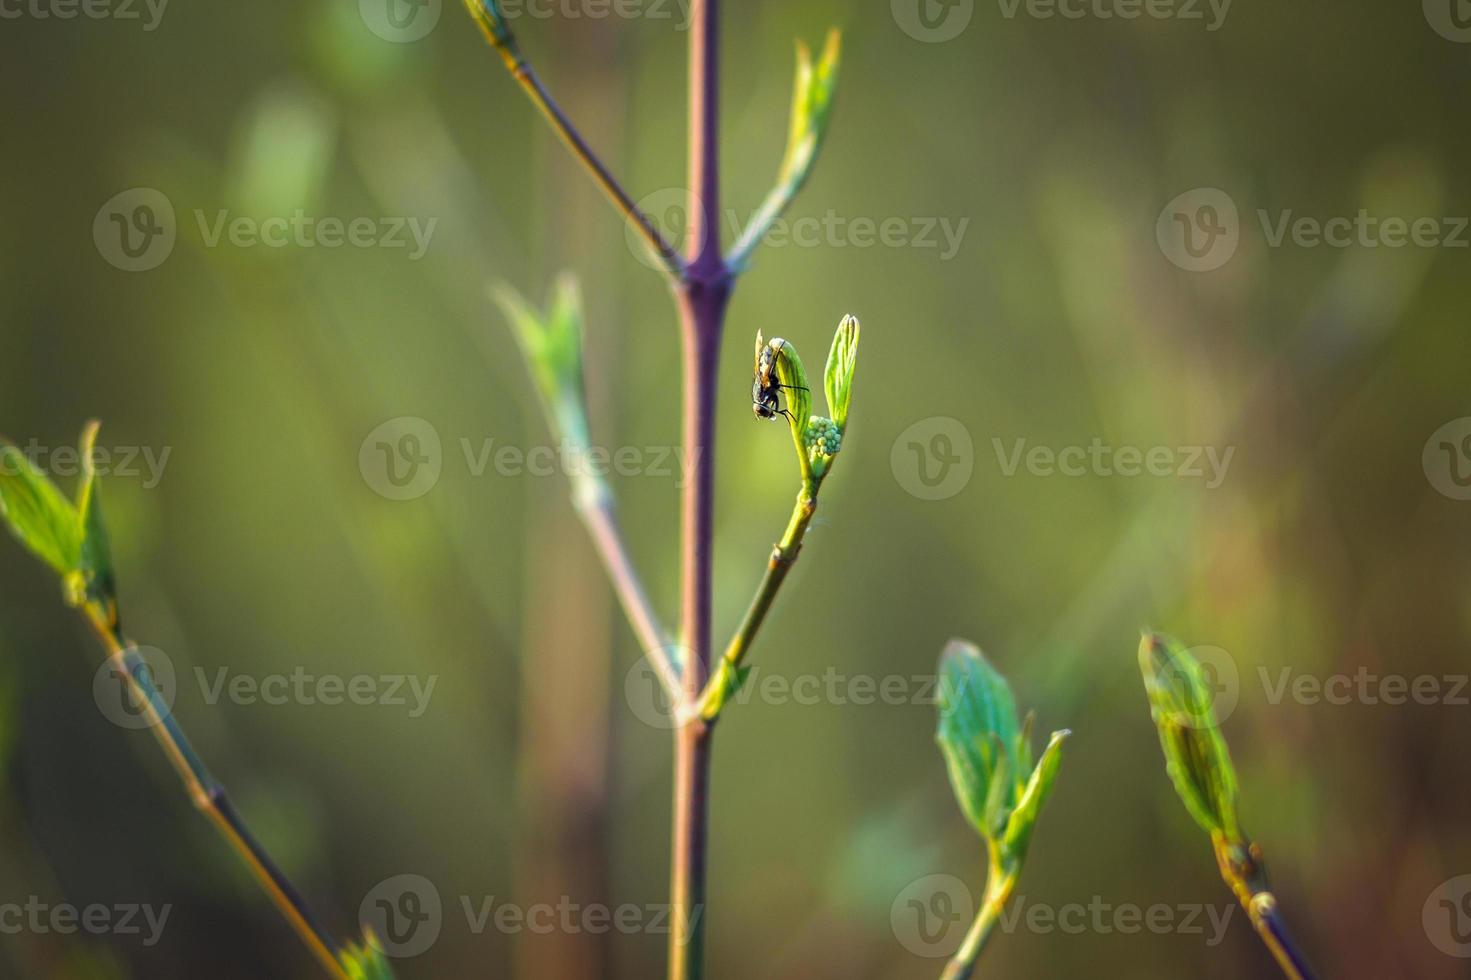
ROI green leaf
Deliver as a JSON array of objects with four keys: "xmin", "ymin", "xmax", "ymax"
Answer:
[
  {"xmin": 1000, "ymin": 729, "xmax": 1069, "ymax": 861},
  {"xmin": 75, "ymin": 421, "xmax": 117, "ymax": 608},
  {"xmin": 823, "ymin": 314, "xmax": 859, "ymax": 432},
  {"xmin": 781, "ymin": 29, "xmax": 842, "ymax": 199},
  {"xmin": 0, "ymin": 438, "xmax": 81, "ymax": 576},
  {"xmin": 340, "ymin": 934, "xmax": 397, "ymax": 980},
  {"xmin": 728, "ymin": 30, "xmax": 842, "ymax": 271},
  {"xmin": 1137, "ymin": 630, "xmax": 1241, "ymax": 840},
  {"xmin": 493, "ymin": 275, "xmax": 591, "ymax": 451},
  {"xmin": 936, "ymin": 640, "xmax": 1022, "ymax": 837}
]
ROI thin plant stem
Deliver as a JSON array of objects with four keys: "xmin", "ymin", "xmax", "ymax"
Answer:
[
  {"xmin": 696, "ymin": 481, "xmax": 816, "ymax": 716},
  {"xmin": 573, "ymin": 479, "xmax": 683, "ymax": 704},
  {"xmin": 469, "ymin": 16, "xmax": 685, "ymax": 281},
  {"xmin": 669, "ymin": 2, "xmax": 727, "ymax": 976},
  {"xmin": 1214, "ymin": 835, "xmax": 1318, "ymax": 980},
  {"xmin": 939, "ymin": 847, "xmax": 1018, "ymax": 980},
  {"xmin": 80, "ymin": 606, "xmax": 351, "ymax": 980}
]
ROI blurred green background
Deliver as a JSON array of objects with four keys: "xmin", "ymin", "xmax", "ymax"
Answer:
[{"xmin": 2, "ymin": 0, "xmax": 1469, "ymax": 977}]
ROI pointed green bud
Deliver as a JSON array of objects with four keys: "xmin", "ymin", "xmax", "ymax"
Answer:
[
  {"xmin": 494, "ymin": 275, "xmax": 592, "ymax": 454},
  {"xmin": 823, "ymin": 314, "xmax": 859, "ymax": 432},
  {"xmin": 1138, "ymin": 630, "xmax": 1242, "ymax": 841}
]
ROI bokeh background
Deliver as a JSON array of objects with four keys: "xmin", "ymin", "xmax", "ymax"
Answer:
[{"xmin": 1, "ymin": 0, "xmax": 1469, "ymax": 976}]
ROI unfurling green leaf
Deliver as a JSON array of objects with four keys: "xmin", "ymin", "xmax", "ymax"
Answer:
[
  {"xmin": 782, "ymin": 29, "xmax": 842, "ymax": 199},
  {"xmin": 76, "ymin": 421, "xmax": 117, "ymax": 610},
  {"xmin": 823, "ymin": 314, "xmax": 859, "ymax": 432},
  {"xmin": 729, "ymin": 30, "xmax": 842, "ymax": 271},
  {"xmin": 340, "ymin": 933, "xmax": 397, "ymax": 980},
  {"xmin": 1137, "ymin": 630, "xmax": 1241, "ymax": 840},
  {"xmin": 494, "ymin": 275, "xmax": 592, "ymax": 453},
  {"xmin": 936, "ymin": 639, "xmax": 1068, "ymax": 864},
  {"xmin": 937, "ymin": 640, "xmax": 1022, "ymax": 836},
  {"xmin": 0, "ymin": 437, "xmax": 81, "ymax": 576},
  {"xmin": 1000, "ymin": 729, "xmax": 1069, "ymax": 861}
]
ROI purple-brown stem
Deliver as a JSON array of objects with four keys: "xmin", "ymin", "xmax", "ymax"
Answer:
[{"xmin": 669, "ymin": 3, "xmax": 728, "ymax": 977}]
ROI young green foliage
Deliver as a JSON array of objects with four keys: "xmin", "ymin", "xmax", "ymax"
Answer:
[
  {"xmin": 757, "ymin": 316, "xmax": 860, "ymax": 486},
  {"xmin": 933, "ymin": 640, "xmax": 1069, "ymax": 978},
  {"xmin": 1137, "ymin": 630, "xmax": 1318, "ymax": 980},
  {"xmin": 0, "ymin": 438, "xmax": 82, "ymax": 576},
  {"xmin": 729, "ymin": 30, "xmax": 843, "ymax": 271},
  {"xmin": 0, "ymin": 422, "xmax": 116, "ymax": 615},
  {"xmin": 936, "ymin": 640, "xmax": 1068, "ymax": 863},
  {"xmin": 340, "ymin": 935, "xmax": 397, "ymax": 980},
  {"xmin": 1136, "ymin": 630, "xmax": 1241, "ymax": 841},
  {"xmin": 493, "ymin": 275, "xmax": 592, "ymax": 457}
]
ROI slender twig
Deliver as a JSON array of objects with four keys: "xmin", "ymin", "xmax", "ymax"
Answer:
[
  {"xmin": 696, "ymin": 481, "xmax": 816, "ymax": 717},
  {"xmin": 80, "ymin": 606, "xmax": 351, "ymax": 980},
  {"xmin": 467, "ymin": 11, "xmax": 686, "ymax": 281},
  {"xmin": 1214, "ymin": 835, "xmax": 1318, "ymax": 980},
  {"xmin": 571, "ymin": 479, "xmax": 682, "ymax": 704},
  {"xmin": 940, "ymin": 847, "xmax": 1018, "ymax": 980}
]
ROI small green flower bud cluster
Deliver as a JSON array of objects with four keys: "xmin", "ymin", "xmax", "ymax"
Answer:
[{"xmin": 805, "ymin": 416, "xmax": 841, "ymax": 474}]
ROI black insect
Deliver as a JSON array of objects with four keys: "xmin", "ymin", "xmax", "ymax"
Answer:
[{"xmin": 752, "ymin": 333, "xmax": 807, "ymax": 422}]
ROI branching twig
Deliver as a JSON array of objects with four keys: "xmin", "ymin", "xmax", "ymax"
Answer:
[{"xmin": 464, "ymin": 0, "xmax": 686, "ymax": 281}]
